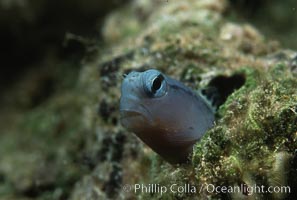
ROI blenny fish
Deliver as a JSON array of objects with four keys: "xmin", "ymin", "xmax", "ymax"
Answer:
[{"xmin": 120, "ymin": 69, "xmax": 215, "ymax": 164}]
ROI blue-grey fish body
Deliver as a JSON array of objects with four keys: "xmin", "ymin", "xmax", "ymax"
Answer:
[{"xmin": 120, "ymin": 69, "xmax": 215, "ymax": 164}]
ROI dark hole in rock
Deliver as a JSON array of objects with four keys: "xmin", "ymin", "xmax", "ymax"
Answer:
[{"xmin": 202, "ymin": 73, "xmax": 246, "ymax": 108}]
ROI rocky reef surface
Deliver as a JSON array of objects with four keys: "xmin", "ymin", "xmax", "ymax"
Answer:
[{"xmin": 0, "ymin": 0, "xmax": 296, "ymax": 199}]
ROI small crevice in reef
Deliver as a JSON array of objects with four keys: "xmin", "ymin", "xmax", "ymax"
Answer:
[{"xmin": 202, "ymin": 73, "xmax": 246, "ymax": 108}]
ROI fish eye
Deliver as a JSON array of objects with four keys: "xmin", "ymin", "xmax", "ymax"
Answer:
[
  {"xmin": 151, "ymin": 75, "xmax": 164, "ymax": 93},
  {"xmin": 142, "ymin": 70, "xmax": 167, "ymax": 98}
]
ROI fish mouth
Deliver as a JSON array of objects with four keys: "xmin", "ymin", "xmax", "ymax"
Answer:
[
  {"xmin": 120, "ymin": 110, "xmax": 143, "ymax": 119},
  {"xmin": 120, "ymin": 104, "xmax": 154, "ymax": 129}
]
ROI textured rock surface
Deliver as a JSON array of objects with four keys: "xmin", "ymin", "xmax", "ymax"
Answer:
[{"xmin": 0, "ymin": 0, "xmax": 296, "ymax": 199}]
